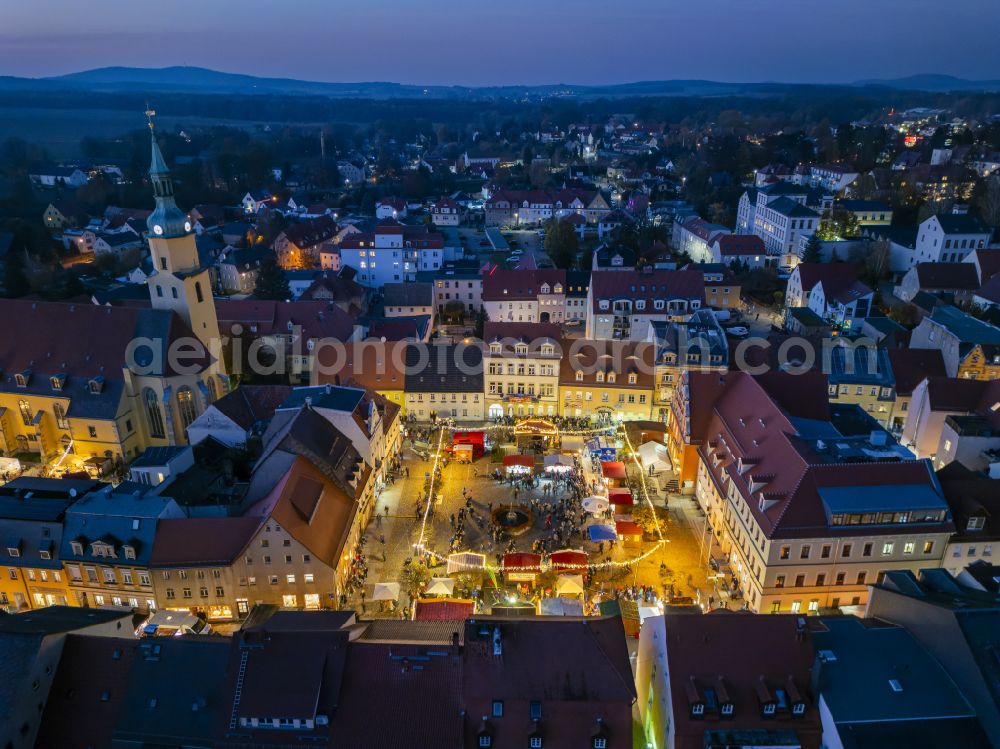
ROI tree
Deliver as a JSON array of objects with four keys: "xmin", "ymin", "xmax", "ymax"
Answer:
[
  {"xmin": 542, "ymin": 218, "xmax": 579, "ymax": 269},
  {"xmin": 888, "ymin": 303, "xmax": 919, "ymax": 327},
  {"xmin": 2, "ymin": 248, "xmax": 29, "ymax": 298},
  {"xmin": 473, "ymin": 306, "xmax": 487, "ymax": 338},
  {"xmin": 802, "ymin": 233, "xmax": 823, "ymax": 263},
  {"xmin": 978, "ymin": 176, "xmax": 1000, "ymax": 228},
  {"xmin": 253, "ymin": 252, "xmax": 292, "ymax": 300}
]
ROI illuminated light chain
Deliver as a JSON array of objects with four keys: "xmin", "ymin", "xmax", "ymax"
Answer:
[
  {"xmin": 412, "ymin": 425, "xmax": 446, "ymax": 559},
  {"xmin": 409, "ymin": 420, "xmax": 669, "ymax": 573}
]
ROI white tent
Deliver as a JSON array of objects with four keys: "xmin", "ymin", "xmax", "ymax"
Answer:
[
  {"xmin": 371, "ymin": 582, "xmax": 401, "ymax": 601},
  {"xmin": 540, "ymin": 597, "xmax": 585, "ymax": 616},
  {"xmin": 582, "ymin": 495, "xmax": 610, "ymax": 514},
  {"xmin": 555, "ymin": 574, "xmax": 585, "ymax": 596},
  {"xmin": 544, "ymin": 454, "xmax": 574, "ymax": 469},
  {"xmin": 425, "ymin": 577, "xmax": 456, "ymax": 596},
  {"xmin": 638, "ymin": 441, "xmax": 671, "ymax": 473},
  {"xmin": 447, "ymin": 551, "xmax": 486, "ymax": 575}
]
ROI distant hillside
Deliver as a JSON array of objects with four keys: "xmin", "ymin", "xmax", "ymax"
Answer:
[
  {"xmin": 0, "ymin": 66, "xmax": 998, "ymax": 99},
  {"xmin": 854, "ymin": 74, "xmax": 1000, "ymax": 92}
]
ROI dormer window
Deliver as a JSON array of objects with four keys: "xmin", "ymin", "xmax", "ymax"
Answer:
[
  {"xmin": 50, "ymin": 374, "xmax": 66, "ymax": 391},
  {"xmin": 479, "ymin": 737, "xmax": 492, "ymax": 748},
  {"xmin": 88, "ymin": 377, "xmax": 104, "ymax": 395},
  {"xmin": 576, "ymin": 371, "xmax": 584, "ymax": 382},
  {"xmin": 7, "ymin": 544, "xmax": 20, "ymax": 558},
  {"xmin": 792, "ymin": 703, "xmax": 805, "ymax": 716},
  {"xmin": 599, "ymin": 300, "xmax": 609, "ymax": 310},
  {"xmin": 636, "ymin": 300, "xmax": 646, "ymax": 310},
  {"xmin": 541, "ymin": 284, "xmax": 550, "ymax": 294},
  {"xmin": 968, "ymin": 516, "xmax": 986, "ymax": 531},
  {"xmin": 540, "ymin": 344, "xmax": 554, "ymax": 356},
  {"xmin": 123, "ymin": 545, "xmax": 136, "ymax": 561},
  {"xmin": 593, "ymin": 739, "xmax": 607, "ymax": 749},
  {"xmin": 762, "ymin": 703, "xmax": 776, "ymax": 716},
  {"xmin": 490, "ymin": 343, "xmax": 502, "ymax": 354},
  {"xmin": 15, "ymin": 370, "xmax": 30, "ymax": 388},
  {"xmin": 607, "ymin": 373, "xmax": 616, "ymax": 384},
  {"xmin": 628, "ymin": 373, "xmax": 637, "ymax": 384},
  {"xmin": 70, "ymin": 541, "xmax": 83, "ymax": 555},
  {"xmin": 721, "ymin": 703, "xmax": 734, "ymax": 716},
  {"xmin": 515, "ymin": 344, "xmax": 528, "ymax": 355},
  {"xmin": 596, "ymin": 372, "xmax": 604, "ymax": 383},
  {"xmin": 653, "ymin": 299, "xmax": 665, "ymax": 310},
  {"xmin": 691, "ymin": 703, "xmax": 705, "ymax": 716}
]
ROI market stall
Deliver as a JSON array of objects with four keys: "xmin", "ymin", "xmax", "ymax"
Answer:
[
  {"xmin": 452, "ymin": 431, "xmax": 485, "ymax": 459},
  {"xmin": 587, "ymin": 524, "xmax": 617, "ymax": 543},
  {"xmin": 447, "ymin": 551, "xmax": 486, "ymax": 575},
  {"xmin": 638, "ymin": 440, "xmax": 671, "ymax": 474},
  {"xmin": 615, "ymin": 520, "xmax": 643, "ymax": 547},
  {"xmin": 540, "ymin": 597, "xmax": 584, "ymax": 616},
  {"xmin": 543, "ymin": 454, "xmax": 574, "ymax": 473},
  {"xmin": 555, "ymin": 574, "xmax": 585, "ymax": 596},
  {"xmin": 503, "ymin": 552, "xmax": 542, "ymax": 583},
  {"xmin": 372, "ymin": 582, "xmax": 401, "ymax": 601},
  {"xmin": 600, "ymin": 461, "xmax": 628, "ymax": 488},
  {"xmin": 502, "ymin": 454, "xmax": 535, "ymax": 476},
  {"xmin": 608, "ymin": 488, "xmax": 634, "ymax": 506},
  {"xmin": 425, "ymin": 577, "xmax": 456, "ymax": 596},
  {"xmin": 414, "ymin": 599, "xmax": 475, "ymax": 621}
]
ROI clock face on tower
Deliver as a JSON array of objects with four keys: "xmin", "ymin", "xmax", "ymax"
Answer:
[
  {"xmin": 153, "ymin": 224, "xmax": 163, "ymax": 235},
  {"xmin": 184, "ymin": 221, "xmax": 192, "ymax": 232}
]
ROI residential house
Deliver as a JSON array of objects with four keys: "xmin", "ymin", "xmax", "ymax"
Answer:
[
  {"xmin": 42, "ymin": 199, "xmax": 83, "ymax": 231},
  {"xmin": 338, "ymin": 220, "xmax": 447, "ymax": 287},
  {"xmin": 826, "ymin": 344, "xmax": 895, "ymax": 426},
  {"xmin": 431, "ymin": 196, "xmax": 465, "ymax": 226},
  {"xmin": 866, "ymin": 568, "xmax": 1000, "ymax": 743},
  {"xmin": 912, "ymin": 214, "xmax": 991, "ymax": 267},
  {"xmin": 60, "ymin": 482, "xmax": 186, "ymax": 612},
  {"xmin": 835, "ymin": 199, "xmax": 892, "ymax": 226},
  {"xmin": 899, "ymin": 376, "xmax": 995, "ymax": 460},
  {"xmin": 635, "ymin": 612, "xmax": 821, "ymax": 749},
  {"xmin": 673, "ymin": 217, "xmax": 729, "ymax": 263},
  {"xmin": 937, "ymin": 462, "xmax": 1000, "ymax": 575},
  {"xmin": 930, "ymin": 382, "xmax": 1000, "ymax": 472},
  {"xmin": 585, "ymin": 269, "xmax": 705, "ymax": 341},
  {"xmin": 313, "ymin": 340, "xmax": 409, "ymax": 415},
  {"xmin": 750, "ymin": 182, "xmax": 821, "ymax": 265},
  {"xmin": 895, "ymin": 261, "xmax": 981, "ymax": 304},
  {"xmin": 297, "ymin": 268, "xmax": 366, "ymax": 313},
  {"xmin": 0, "ymin": 607, "xmax": 134, "ymax": 749},
  {"xmin": 810, "ymin": 164, "xmax": 859, "ymax": 193},
  {"xmin": 484, "ymin": 188, "xmax": 610, "ymax": 227},
  {"xmin": 375, "ymin": 196, "xmax": 407, "ymax": 220},
  {"xmin": 909, "ymin": 305, "xmax": 1000, "ymax": 378},
  {"xmin": 186, "ymin": 384, "xmax": 293, "ymax": 447},
  {"xmin": 404, "ymin": 343, "xmax": 485, "ymax": 422},
  {"xmin": 241, "ymin": 190, "xmax": 276, "ymax": 215},
  {"xmin": 885, "ymin": 348, "xmax": 947, "ymax": 433},
  {"xmin": 217, "ymin": 245, "xmax": 273, "ymax": 294},
  {"xmin": 128, "ymin": 445, "xmax": 194, "ymax": 487},
  {"xmin": 29, "ymin": 166, "xmax": 88, "ymax": 188},
  {"xmin": 483, "ymin": 268, "xmax": 567, "ymax": 324},
  {"xmin": 0, "ymin": 477, "xmax": 100, "ymax": 612},
  {"xmin": 564, "ymin": 270, "xmax": 591, "ymax": 323},
  {"xmin": 273, "ymin": 216, "xmax": 338, "ymax": 269},
  {"xmin": 383, "ymin": 281, "xmax": 435, "ymax": 324},
  {"xmin": 785, "ymin": 263, "xmax": 873, "ymax": 332},
  {"xmin": 418, "ymin": 258, "xmax": 486, "ymax": 321},
  {"xmin": 811, "ymin": 616, "xmax": 990, "ymax": 749},
  {"xmin": 710, "ymin": 234, "xmax": 766, "ymax": 270},
  {"xmin": 592, "ymin": 244, "xmax": 636, "ymax": 272},
  {"xmin": 648, "ymin": 311, "xmax": 728, "ymax": 422}
]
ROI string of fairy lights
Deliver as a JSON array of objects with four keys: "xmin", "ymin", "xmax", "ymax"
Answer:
[{"xmin": 411, "ymin": 419, "xmax": 668, "ymax": 574}]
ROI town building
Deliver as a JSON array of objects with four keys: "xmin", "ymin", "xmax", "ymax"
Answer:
[
  {"xmin": 709, "ymin": 234, "xmax": 766, "ymax": 269},
  {"xmin": 404, "ymin": 343, "xmax": 485, "ymax": 422},
  {"xmin": 811, "ymin": 616, "xmax": 991, "ymax": 749},
  {"xmin": 672, "ymin": 217, "xmax": 729, "ymax": 263},
  {"xmin": 418, "ymin": 259, "xmax": 485, "ymax": 321},
  {"xmin": 826, "ymin": 344, "xmax": 895, "ymax": 426},
  {"xmin": 835, "ymin": 199, "xmax": 892, "ymax": 226},
  {"xmin": 894, "ymin": 261, "xmax": 981, "ymax": 304},
  {"xmin": 785, "ymin": 263, "xmax": 873, "ymax": 332},
  {"xmin": 431, "ymin": 196, "xmax": 466, "ymax": 226},
  {"xmin": 186, "ymin": 384, "xmax": 292, "ymax": 448},
  {"xmin": 866, "ymin": 568, "xmax": 1000, "ymax": 743},
  {"xmin": 912, "ymin": 214, "xmax": 991, "ymax": 266},
  {"xmin": 635, "ymin": 612, "xmax": 821, "ymax": 749},
  {"xmin": 338, "ymin": 220, "xmax": 447, "ymax": 287},
  {"xmin": 484, "ymin": 188, "xmax": 610, "ymax": 227},
  {"xmin": 689, "ymin": 371, "xmax": 953, "ymax": 613},
  {"xmin": 649, "ymin": 311, "xmax": 728, "ymax": 422},
  {"xmin": 585, "ymin": 269, "xmax": 705, "ymax": 340},
  {"xmin": 559, "ymin": 340, "xmax": 655, "ymax": 422},
  {"xmin": 885, "ymin": 348, "xmax": 948, "ymax": 433},
  {"xmin": 483, "ymin": 322, "xmax": 562, "ymax": 419},
  {"xmin": 748, "ymin": 182, "xmax": 821, "ymax": 265},
  {"xmin": 216, "ymin": 245, "xmax": 273, "ymax": 294},
  {"xmin": 901, "ymin": 377, "xmax": 998, "ymax": 460},
  {"xmin": 273, "ymin": 216, "xmax": 338, "ymax": 269},
  {"xmin": 937, "ymin": 462, "xmax": 1000, "ymax": 575},
  {"xmin": 909, "ymin": 305, "xmax": 1000, "ymax": 378},
  {"xmin": 482, "ymin": 268, "xmax": 567, "ymax": 324},
  {"xmin": 382, "ymin": 281, "xmax": 435, "ymax": 322}
]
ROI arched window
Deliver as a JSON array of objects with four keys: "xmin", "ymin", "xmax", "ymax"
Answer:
[
  {"xmin": 207, "ymin": 377, "xmax": 219, "ymax": 404},
  {"xmin": 18, "ymin": 399, "xmax": 32, "ymax": 426},
  {"xmin": 53, "ymin": 403, "xmax": 69, "ymax": 430},
  {"xmin": 195, "ymin": 281, "xmax": 204, "ymax": 303},
  {"xmin": 176, "ymin": 386, "xmax": 197, "ymax": 429},
  {"xmin": 143, "ymin": 388, "xmax": 165, "ymax": 439}
]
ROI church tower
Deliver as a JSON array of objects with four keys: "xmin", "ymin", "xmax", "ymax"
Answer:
[{"xmin": 144, "ymin": 110, "xmax": 223, "ymax": 367}]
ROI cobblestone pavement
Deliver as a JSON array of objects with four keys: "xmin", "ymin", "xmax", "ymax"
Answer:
[{"xmin": 349, "ymin": 429, "xmax": 716, "ymax": 617}]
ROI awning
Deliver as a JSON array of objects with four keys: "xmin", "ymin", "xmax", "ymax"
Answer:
[
  {"xmin": 615, "ymin": 520, "xmax": 643, "ymax": 538},
  {"xmin": 371, "ymin": 582, "xmax": 401, "ymax": 601},
  {"xmin": 582, "ymin": 496, "xmax": 610, "ymax": 514},
  {"xmin": 587, "ymin": 524, "xmax": 618, "ymax": 542},
  {"xmin": 425, "ymin": 577, "xmax": 455, "ymax": 596},
  {"xmin": 601, "ymin": 461, "xmax": 627, "ymax": 479},
  {"xmin": 549, "ymin": 549, "xmax": 588, "ymax": 571},
  {"xmin": 608, "ymin": 488, "xmax": 634, "ymax": 505},
  {"xmin": 543, "ymin": 454, "xmax": 574, "ymax": 468},
  {"xmin": 503, "ymin": 552, "xmax": 542, "ymax": 572},
  {"xmin": 555, "ymin": 574, "xmax": 585, "ymax": 596},
  {"xmin": 503, "ymin": 455, "xmax": 535, "ymax": 469}
]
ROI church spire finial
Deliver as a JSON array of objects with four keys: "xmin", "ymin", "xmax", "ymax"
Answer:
[{"xmin": 145, "ymin": 103, "xmax": 156, "ymax": 132}]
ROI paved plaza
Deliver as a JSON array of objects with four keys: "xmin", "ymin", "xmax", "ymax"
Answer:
[{"xmin": 348, "ymin": 423, "xmax": 716, "ymax": 618}]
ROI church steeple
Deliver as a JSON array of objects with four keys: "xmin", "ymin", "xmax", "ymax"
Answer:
[{"xmin": 145, "ymin": 107, "xmax": 191, "ymax": 239}]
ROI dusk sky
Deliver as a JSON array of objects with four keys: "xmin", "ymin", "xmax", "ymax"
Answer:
[{"xmin": 2, "ymin": 0, "xmax": 999, "ymax": 86}]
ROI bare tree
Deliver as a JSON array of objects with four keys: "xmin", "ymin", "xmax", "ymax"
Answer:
[{"xmin": 978, "ymin": 176, "xmax": 1000, "ymax": 228}]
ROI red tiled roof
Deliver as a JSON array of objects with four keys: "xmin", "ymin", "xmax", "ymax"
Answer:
[
  {"xmin": 925, "ymin": 376, "xmax": 992, "ymax": 412},
  {"xmin": 214, "ymin": 299, "xmax": 356, "ymax": 342},
  {"xmin": 283, "ymin": 215, "xmax": 337, "ymax": 249},
  {"xmin": 886, "ymin": 348, "xmax": 947, "ymax": 396},
  {"xmin": 484, "ymin": 321, "xmax": 562, "ymax": 347},
  {"xmin": 414, "ymin": 599, "xmax": 475, "ymax": 621},
  {"xmin": 793, "ymin": 262, "xmax": 860, "ymax": 293},
  {"xmin": 914, "ymin": 262, "xmax": 981, "ymax": 290},
  {"xmin": 482, "ymin": 268, "xmax": 567, "ymax": 301},
  {"xmin": 151, "ymin": 516, "xmax": 264, "ymax": 567},
  {"xmin": 210, "ymin": 384, "xmax": 294, "ymax": 430},
  {"xmin": 590, "ymin": 269, "xmax": 705, "ymax": 312},
  {"xmin": 714, "ymin": 234, "xmax": 766, "ymax": 256}
]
